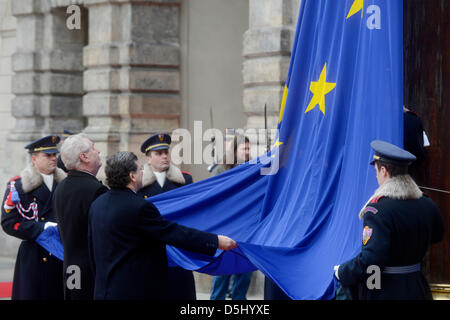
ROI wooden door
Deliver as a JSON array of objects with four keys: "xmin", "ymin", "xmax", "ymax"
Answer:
[{"xmin": 404, "ymin": 0, "xmax": 450, "ymax": 286}]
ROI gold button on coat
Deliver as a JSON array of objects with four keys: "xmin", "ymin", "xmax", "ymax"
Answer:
[{"xmin": 42, "ymin": 257, "xmax": 48, "ymax": 262}]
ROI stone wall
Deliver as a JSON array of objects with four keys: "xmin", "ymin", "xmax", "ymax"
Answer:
[
  {"xmin": 243, "ymin": 0, "xmax": 300, "ymax": 147},
  {"xmin": 83, "ymin": 0, "xmax": 182, "ymax": 180},
  {"xmin": 0, "ymin": 0, "xmax": 19, "ymax": 256}
]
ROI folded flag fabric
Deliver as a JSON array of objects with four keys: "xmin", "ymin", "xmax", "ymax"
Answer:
[{"xmin": 35, "ymin": 225, "xmax": 64, "ymax": 261}]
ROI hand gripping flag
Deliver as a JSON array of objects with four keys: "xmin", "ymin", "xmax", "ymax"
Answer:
[
  {"xmin": 35, "ymin": 225, "xmax": 64, "ymax": 261},
  {"xmin": 150, "ymin": 0, "xmax": 404, "ymax": 299}
]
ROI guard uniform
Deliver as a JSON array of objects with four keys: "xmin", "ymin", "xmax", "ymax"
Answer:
[
  {"xmin": 337, "ymin": 140, "xmax": 445, "ymax": 300},
  {"xmin": 137, "ymin": 133, "xmax": 196, "ymax": 300},
  {"xmin": 1, "ymin": 136, "xmax": 66, "ymax": 300}
]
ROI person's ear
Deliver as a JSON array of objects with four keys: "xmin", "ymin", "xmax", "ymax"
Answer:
[
  {"xmin": 129, "ymin": 171, "xmax": 137, "ymax": 184},
  {"xmin": 380, "ymin": 166, "xmax": 388, "ymax": 178},
  {"xmin": 80, "ymin": 152, "xmax": 88, "ymax": 163}
]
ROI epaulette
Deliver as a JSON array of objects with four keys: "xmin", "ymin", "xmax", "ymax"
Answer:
[
  {"xmin": 9, "ymin": 176, "xmax": 20, "ymax": 183},
  {"xmin": 181, "ymin": 170, "xmax": 192, "ymax": 176},
  {"xmin": 369, "ymin": 196, "xmax": 385, "ymax": 204},
  {"xmin": 4, "ymin": 177, "xmax": 21, "ymax": 213}
]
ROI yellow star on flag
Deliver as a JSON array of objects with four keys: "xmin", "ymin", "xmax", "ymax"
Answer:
[
  {"xmin": 305, "ymin": 63, "xmax": 336, "ymax": 115},
  {"xmin": 346, "ymin": 0, "xmax": 364, "ymax": 19}
]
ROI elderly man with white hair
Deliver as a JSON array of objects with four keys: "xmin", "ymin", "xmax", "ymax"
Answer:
[{"xmin": 53, "ymin": 133, "xmax": 108, "ymax": 300}]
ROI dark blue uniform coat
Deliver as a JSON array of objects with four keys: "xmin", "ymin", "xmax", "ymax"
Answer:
[
  {"xmin": 338, "ymin": 195, "xmax": 445, "ymax": 300},
  {"xmin": 1, "ymin": 167, "xmax": 65, "ymax": 300},
  {"xmin": 88, "ymin": 188, "xmax": 218, "ymax": 300},
  {"xmin": 137, "ymin": 165, "xmax": 197, "ymax": 300}
]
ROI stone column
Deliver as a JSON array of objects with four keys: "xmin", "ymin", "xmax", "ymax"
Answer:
[
  {"xmin": 10, "ymin": 0, "xmax": 86, "ymax": 145},
  {"xmin": 0, "ymin": 0, "xmax": 19, "ymax": 257},
  {"xmin": 243, "ymin": 0, "xmax": 300, "ymax": 148},
  {"xmin": 4, "ymin": 0, "xmax": 85, "ymax": 190},
  {"xmin": 83, "ymin": 0, "xmax": 181, "ymax": 165}
]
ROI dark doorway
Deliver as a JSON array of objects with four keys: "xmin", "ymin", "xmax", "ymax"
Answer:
[{"xmin": 404, "ymin": 0, "xmax": 449, "ymax": 285}]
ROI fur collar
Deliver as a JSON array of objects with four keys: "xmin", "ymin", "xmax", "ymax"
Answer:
[
  {"xmin": 359, "ymin": 175, "xmax": 422, "ymax": 219},
  {"xmin": 21, "ymin": 164, "xmax": 66, "ymax": 193},
  {"xmin": 142, "ymin": 163, "xmax": 186, "ymax": 188}
]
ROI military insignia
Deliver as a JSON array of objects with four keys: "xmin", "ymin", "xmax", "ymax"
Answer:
[
  {"xmin": 363, "ymin": 206, "xmax": 378, "ymax": 215},
  {"xmin": 51, "ymin": 136, "xmax": 58, "ymax": 144},
  {"xmin": 362, "ymin": 226, "xmax": 373, "ymax": 245},
  {"xmin": 158, "ymin": 134, "xmax": 164, "ymax": 142}
]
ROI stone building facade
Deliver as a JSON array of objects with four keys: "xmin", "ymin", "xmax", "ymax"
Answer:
[{"xmin": 0, "ymin": 0, "xmax": 300, "ymax": 296}]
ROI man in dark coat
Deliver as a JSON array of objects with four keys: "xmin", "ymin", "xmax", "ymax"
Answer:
[
  {"xmin": 88, "ymin": 151, "xmax": 237, "ymax": 300},
  {"xmin": 137, "ymin": 133, "xmax": 197, "ymax": 300},
  {"xmin": 335, "ymin": 140, "xmax": 445, "ymax": 300},
  {"xmin": 1, "ymin": 135, "xmax": 66, "ymax": 299},
  {"xmin": 53, "ymin": 133, "xmax": 107, "ymax": 300}
]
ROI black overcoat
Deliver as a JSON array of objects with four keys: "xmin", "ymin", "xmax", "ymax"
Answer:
[
  {"xmin": 88, "ymin": 188, "xmax": 218, "ymax": 300},
  {"xmin": 53, "ymin": 170, "xmax": 108, "ymax": 300},
  {"xmin": 137, "ymin": 169, "xmax": 197, "ymax": 300},
  {"xmin": 338, "ymin": 195, "xmax": 445, "ymax": 300},
  {"xmin": 1, "ymin": 174, "xmax": 64, "ymax": 300}
]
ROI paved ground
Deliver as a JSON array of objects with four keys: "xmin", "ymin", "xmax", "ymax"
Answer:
[
  {"xmin": 0, "ymin": 256, "xmax": 14, "ymax": 300},
  {"xmin": 0, "ymin": 256, "xmax": 14, "ymax": 283},
  {"xmin": 196, "ymin": 292, "xmax": 263, "ymax": 300},
  {"xmin": 0, "ymin": 256, "xmax": 263, "ymax": 300}
]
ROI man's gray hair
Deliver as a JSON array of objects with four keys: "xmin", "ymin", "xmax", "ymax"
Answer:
[{"xmin": 60, "ymin": 133, "xmax": 90, "ymax": 170}]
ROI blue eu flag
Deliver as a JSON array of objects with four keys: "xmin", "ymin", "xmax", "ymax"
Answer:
[
  {"xmin": 38, "ymin": 0, "xmax": 404, "ymax": 300},
  {"xmin": 150, "ymin": 0, "xmax": 404, "ymax": 299}
]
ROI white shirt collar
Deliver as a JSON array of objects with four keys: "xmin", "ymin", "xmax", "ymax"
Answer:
[
  {"xmin": 153, "ymin": 171, "xmax": 166, "ymax": 188},
  {"xmin": 40, "ymin": 173, "xmax": 54, "ymax": 191}
]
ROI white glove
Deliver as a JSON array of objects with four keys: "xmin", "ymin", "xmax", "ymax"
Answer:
[
  {"xmin": 44, "ymin": 222, "xmax": 57, "ymax": 230},
  {"xmin": 334, "ymin": 265, "xmax": 340, "ymax": 280}
]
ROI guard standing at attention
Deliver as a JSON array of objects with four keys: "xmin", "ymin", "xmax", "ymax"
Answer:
[
  {"xmin": 1, "ymin": 135, "xmax": 66, "ymax": 299},
  {"xmin": 335, "ymin": 140, "xmax": 445, "ymax": 300},
  {"xmin": 138, "ymin": 133, "xmax": 197, "ymax": 300}
]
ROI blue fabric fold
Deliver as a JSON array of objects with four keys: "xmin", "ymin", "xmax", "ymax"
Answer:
[{"xmin": 35, "ymin": 225, "xmax": 64, "ymax": 261}]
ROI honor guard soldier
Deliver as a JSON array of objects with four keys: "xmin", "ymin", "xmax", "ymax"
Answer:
[
  {"xmin": 335, "ymin": 140, "xmax": 445, "ymax": 300},
  {"xmin": 138, "ymin": 133, "xmax": 196, "ymax": 300},
  {"xmin": 1, "ymin": 135, "xmax": 66, "ymax": 300}
]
